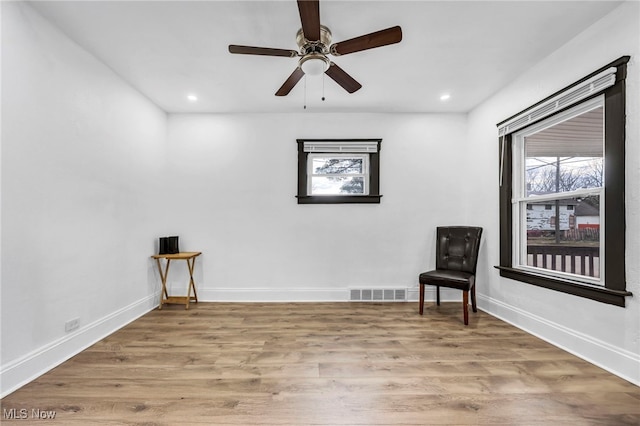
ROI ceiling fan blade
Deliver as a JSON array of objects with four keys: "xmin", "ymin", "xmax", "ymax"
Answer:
[
  {"xmin": 229, "ymin": 45, "xmax": 298, "ymax": 58},
  {"xmin": 297, "ymin": 0, "xmax": 320, "ymax": 41},
  {"xmin": 275, "ymin": 67, "xmax": 305, "ymax": 96},
  {"xmin": 325, "ymin": 62, "xmax": 362, "ymax": 94},
  {"xmin": 330, "ymin": 26, "xmax": 402, "ymax": 56}
]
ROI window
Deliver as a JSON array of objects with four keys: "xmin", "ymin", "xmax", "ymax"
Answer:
[
  {"xmin": 297, "ymin": 139, "xmax": 382, "ymax": 204},
  {"xmin": 497, "ymin": 56, "xmax": 631, "ymax": 306},
  {"xmin": 513, "ymin": 97, "xmax": 604, "ymax": 284},
  {"xmin": 308, "ymin": 153, "xmax": 369, "ymax": 195}
]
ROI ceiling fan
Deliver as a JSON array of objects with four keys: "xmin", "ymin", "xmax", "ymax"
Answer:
[{"xmin": 228, "ymin": 0, "xmax": 402, "ymax": 96}]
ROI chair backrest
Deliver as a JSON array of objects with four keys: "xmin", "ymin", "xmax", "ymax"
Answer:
[{"xmin": 435, "ymin": 226, "xmax": 483, "ymax": 274}]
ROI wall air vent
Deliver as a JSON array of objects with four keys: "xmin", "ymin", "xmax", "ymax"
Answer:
[{"xmin": 350, "ymin": 288, "xmax": 407, "ymax": 302}]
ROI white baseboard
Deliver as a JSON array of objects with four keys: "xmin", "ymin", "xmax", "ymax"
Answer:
[
  {"xmin": 0, "ymin": 293, "xmax": 159, "ymax": 398},
  {"xmin": 478, "ymin": 294, "xmax": 640, "ymax": 386},
  {"xmin": 406, "ymin": 286, "xmax": 465, "ymax": 302},
  {"xmin": 197, "ymin": 286, "xmax": 455, "ymax": 303},
  {"xmin": 198, "ymin": 287, "xmax": 350, "ymax": 302},
  {"xmin": 198, "ymin": 285, "xmax": 424, "ymax": 302}
]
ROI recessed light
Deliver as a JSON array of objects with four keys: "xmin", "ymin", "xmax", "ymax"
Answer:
[
  {"xmin": 187, "ymin": 94, "xmax": 198, "ymax": 102},
  {"xmin": 440, "ymin": 93, "xmax": 451, "ymax": 101}
]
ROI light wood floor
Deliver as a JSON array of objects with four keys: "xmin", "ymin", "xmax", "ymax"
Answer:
[{"xmin": 2, "ymin": 302, "xmax": 639, "ymax": 425}]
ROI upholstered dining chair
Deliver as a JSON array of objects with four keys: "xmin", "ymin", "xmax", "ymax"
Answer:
[{"xmin": 418, "ymin": 226, "xmax": 483, "ymax": 325}]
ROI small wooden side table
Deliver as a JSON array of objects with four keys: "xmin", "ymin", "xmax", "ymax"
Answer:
[{"xmin": 151, "ymin": 252, "xmax": 201, "ymax": 309}]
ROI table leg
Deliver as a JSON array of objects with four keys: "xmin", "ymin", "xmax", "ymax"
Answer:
[
  {"xmin": 155, "ymin": 258, "xmax": 172, "ymax": 310},
  {"xmin": 185, "ymin": 256, "xmax": 199, "ymax": 309}
]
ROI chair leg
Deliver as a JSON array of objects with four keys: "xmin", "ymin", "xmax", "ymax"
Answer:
[
  {"xmin": 419, "ymin": 283, "xmax": 425, "ymax": 315},
  {"xmin": 436, "ymin": 286, "xmax": 440, "ymax": 306},
  {"xmin": 471, "ymin": 285, "xmax": 477, "ymax": 313},
  {"xmin": 462, "ymin": 291, "xmax": 469, "ymax": 325}
]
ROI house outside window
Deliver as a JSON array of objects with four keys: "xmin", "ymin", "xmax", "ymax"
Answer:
[
  {"xmin": 297, "ymin": 139, "xmax": 382, "ymax": 204},
  {"xmin": 497, "ymin": 56, "xmax": 631, "ymax": 307}
]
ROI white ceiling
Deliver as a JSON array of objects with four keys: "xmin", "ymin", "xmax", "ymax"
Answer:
[{"xmin": 28, "ymin": 0, "xmax": 623, "ymax": 114}]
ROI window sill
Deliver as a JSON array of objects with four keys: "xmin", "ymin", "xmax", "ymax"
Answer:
[
  {"xmin": 296, "ymin": 195, "xmax": 382, "ymax": 204},
  {"xmin": 494, "ymin": 266, "xmax": 631, "ymax": 307}
]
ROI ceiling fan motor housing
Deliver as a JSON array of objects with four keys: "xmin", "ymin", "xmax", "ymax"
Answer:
[{"xmin": 296, "ymin": 25, "xmax": 332, "ymax": 55}]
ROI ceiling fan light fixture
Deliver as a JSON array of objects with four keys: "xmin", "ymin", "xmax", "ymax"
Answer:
[{"xmin": 299, "ymin": 54, "xmax": 329, "ymax": 75}]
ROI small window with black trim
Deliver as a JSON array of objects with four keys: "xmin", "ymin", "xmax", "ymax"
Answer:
[{"xmin": 296, "ymin": 139, "xmax": 382, "ymax": 204}]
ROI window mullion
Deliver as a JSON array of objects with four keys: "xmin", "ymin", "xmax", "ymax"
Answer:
[
  {"xmin": 515, "ymin": 187, "xmax": 603, "ymax": 204},
  {"xmin": 311, "ymin": 173, "xmax": 367, "ymax": 178}
]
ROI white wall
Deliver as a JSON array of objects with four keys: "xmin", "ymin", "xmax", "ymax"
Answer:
[
  {"xmin": 2, "ymin": 0, "xmax": 638, "ymax": 398},
  {"xmin": 164, "ymin": 112, "xmax": 469, "ymax": 301},
  {"xmin": 1, "ymin": 2, "xmax": 167, "ymax": 396},
  {"xmin": 467, "ymin": 1, "xmax": 640, "ymax": 385}
]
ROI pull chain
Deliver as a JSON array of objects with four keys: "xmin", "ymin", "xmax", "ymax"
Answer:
[
  {"xmin": 303, "ymin": 75, "xmax": 307, "ymax": 110},
  {"xmin": 322, "ymin": 73, "xmax": 325, "ymax": 101}
]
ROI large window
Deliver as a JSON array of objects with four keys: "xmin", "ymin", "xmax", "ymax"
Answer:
[
  {"xmin": 513, "ymin": 97, "xmax": 604, "ymax": 284},
  {"xmin": 297, "ymin": 139, "xmax": 382, "ymax": 204},
  {"xmin": 497, "ymin": 56, "xmax": 631, "ymax": 306}
]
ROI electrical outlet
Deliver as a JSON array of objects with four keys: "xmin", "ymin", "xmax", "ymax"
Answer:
[{"xmin": 65, "ymin": 318, "xmax": 80, "ymax": 332}]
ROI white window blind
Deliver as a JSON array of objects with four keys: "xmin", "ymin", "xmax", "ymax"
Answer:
[
  {"xmin": 498, "ymin": 67, "xmax": 616, "ymax": 136},
  {"xmin": 303, "ymin": 141, "xmax": 379, "ymax": 153}
]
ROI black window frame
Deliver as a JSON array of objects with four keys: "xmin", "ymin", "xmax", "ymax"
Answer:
[
  {"xmin": 296, "ymin": 138, "xmax": 382, "ymax": 204},
  {"xmin": 496, "ymin": 56, "xmax": 632, "ymax": 307}
]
